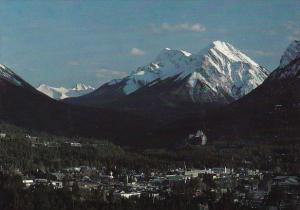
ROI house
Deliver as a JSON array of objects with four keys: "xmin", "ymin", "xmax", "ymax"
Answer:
[
  {"xmin": 26, "ymin": 135, "xmax": 38, "ymax": 141},
  {"xmin": 212, "ymin": 167, "xmax": 231, "ymax": 175},
  {"xmin": 78, "ymin": 181, "xmax": 99, "ymax": 191},
  {"xmin": 274, "ymin": 104, "xmax": 284, "ymax": 111},
  {"xmin": 272, "ymin": 176, "xmax": 300, "ymax": 189},
  {"xmin": 35, "ymin": 178, "xmax": 49, "ymax": 186},
  {"xmin": 22, "ymin": 179, "xmax": 34, "ymax": 188},
  {"xmin": 0, "ymin": 133, "xmax": 6, "ymax": 138},
  {"xmin": 80, "ymin": 166, "xmax": 97, "ymax": 176},
  {"xmin": 63, "ymin": 167, "xmax": 81, "ymax": 173},
  {"xmin": 70, "ymin": 142, "xmax": 82, "ymax": 147},
  {"xmin": 51, "ymin": 172, "xmax": 65, "ymax": 181},
  {"xmin": 51, "ymin": 181, "xmax": 63, "ymax": 189},
  {"xmin": 113, "ymin": 191, "xmax": 141, "ymax": 199},
  {"xmin": 100, "ymin": 171, "xmax": 114, "ymax": 180},
  {"xmin": 166, "ymin": 174, "xmax": 187, "ymax": 186},
  {"xmin": 185, "ymin": 169, "xmax": 205, "ymax": 178}
]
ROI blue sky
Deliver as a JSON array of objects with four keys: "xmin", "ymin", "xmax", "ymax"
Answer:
[{"xmin": 0, "ymin": 0, "xmax": 299, "ymax": 87}]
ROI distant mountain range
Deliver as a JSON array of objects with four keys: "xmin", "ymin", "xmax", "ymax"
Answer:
[
  {"xmin": 37, "ymin": 83, "xmax": 95, "ymax": 100},
  {"xmin": 0, "ymin": 40, "xmax": 299, "ymax": 148},
  {"xmin": 65, "ymin": 41, "xmax": 269, "ymax": 121},
  {"xmin": 0, "ymin": 64, "xmax": 156, "ymax": 145}
]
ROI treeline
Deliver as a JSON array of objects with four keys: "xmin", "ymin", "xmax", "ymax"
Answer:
[
  {"xmin": 0, "ymin": 122, "xmax": 180, "ymax": 173},
  {"xmin": 1, "ymin": 122, "xmax": 300, "ymax": 174}
]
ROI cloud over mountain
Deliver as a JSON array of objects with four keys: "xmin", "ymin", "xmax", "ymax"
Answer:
[
  {"xmin": 130, "ymin": 48, "xmax": 146, "ymax": 56},
  {"xmin": 153, "ymin": 23, "xmax": 206, "ymax": 33}
]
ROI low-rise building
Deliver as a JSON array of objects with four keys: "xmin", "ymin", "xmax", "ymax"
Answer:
[
  {"xmin": 0, "ymin": 133, "xmax": 7, "ymax": 138},
  {"xmin": 51, "ymin": 181, "xmax": 63, "ymax": 189},
  {"xmin": 113, "ymin": 191, "xmax": 141, "ymax": 199},
  {"xmin": 22, "ymin": 179, "xmax": 34, "ymax": 188}
]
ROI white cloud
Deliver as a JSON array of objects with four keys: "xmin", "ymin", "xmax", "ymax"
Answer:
[
  {"xmin": 154, "ymin": 23, "xmax": 206, "ymax": 33},
  {"xmin": 95, "ymin": 68, "xmax": 128, "ymax": 80},
  {"xmin": 130, "ymin": 48, "xmax": 146, "ymax": 56}
]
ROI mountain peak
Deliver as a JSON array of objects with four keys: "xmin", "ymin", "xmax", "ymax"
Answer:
[
  {"xmin": 200, "ymin": 41, "xmax": 259, "ymax": 67},
  {"xmin": 156, "ymin": 48, "xmax": 192, "ymax": 61},
  {"xmin": 210, "ymin": 40, "xmax": 240, "ymax": 55},
  {"xmin": 204, "ymin": 40, "xmax": 233, "ymax": 52},
  {"xmin": 279, "ymin": 40, "xmax": 300, "ymax": 68},
  {"xmin": 37, "ymin": 83, "xmax": 94, "ymax": 100},
  {"xmin": 0, "ymin": 63, "xmax": 7, "ymax": 70},
  {"xmin": 107, "ymin": 41, "xmax": 268, "ymax": 98},
  {"xmin": 73, "ymin": 83, "xmax": 94, "ymax": 91},
  {"xmin": 211, "ymin": 40, "xmax": 231, "ymax": 48}
]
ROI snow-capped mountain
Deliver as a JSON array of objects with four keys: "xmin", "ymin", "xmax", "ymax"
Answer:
[
  {"xmin": 122, "ymin": 41, "xmax": 268, "ymax": 99},
  {"xmin": 279, "ymin": 40, "xmax": 300, "ymax": 69},
  {"xmin": 271, "ymin": 40, "xmax": 300, "ymax": 80},
  {"xmin": 37, "ymin": 83, "xmax": 95, "ymax": 100},
  {"xmin": 0, "ymin": 64, "xmax": 27, "ymax": 87},
  {"xmin": 66, "ymin": 41, "xmax": 268, "ymax": 110}
]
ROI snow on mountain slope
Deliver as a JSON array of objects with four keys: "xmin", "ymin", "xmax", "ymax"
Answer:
[
  {"xmin": 271, "ymin": 40, "xmax": 300, "ymax": 79},
  {"xmin": 37, "ymin": 83, "xmax": 95, "ymax": 100},
  {"xmin": 0, "ymin": 64, "xmax": 95, "ymax": 100},
  {"xmin": 0, "ymin": 64, "xmax": 25, "ymax": 87},
  {"xmin": 108, "ymin": 40, "xmax": 268, "ymax": 100},
  {"xmin": 189, "ymin": 41, "xmax": 268, "ymax": 99},
  {"xmin": 279, "ymin": 40, "xmax": 300, "ymax": 68}
]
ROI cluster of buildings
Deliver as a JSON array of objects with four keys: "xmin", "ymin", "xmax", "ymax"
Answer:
[{"xmin": 19, "ymin": 164, "xmax": 300, "ymax": 209}]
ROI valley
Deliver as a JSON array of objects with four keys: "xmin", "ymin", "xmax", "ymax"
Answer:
[{"xmin": 0, "ymin": 2, "xmax": 299, "ymax": 209}]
